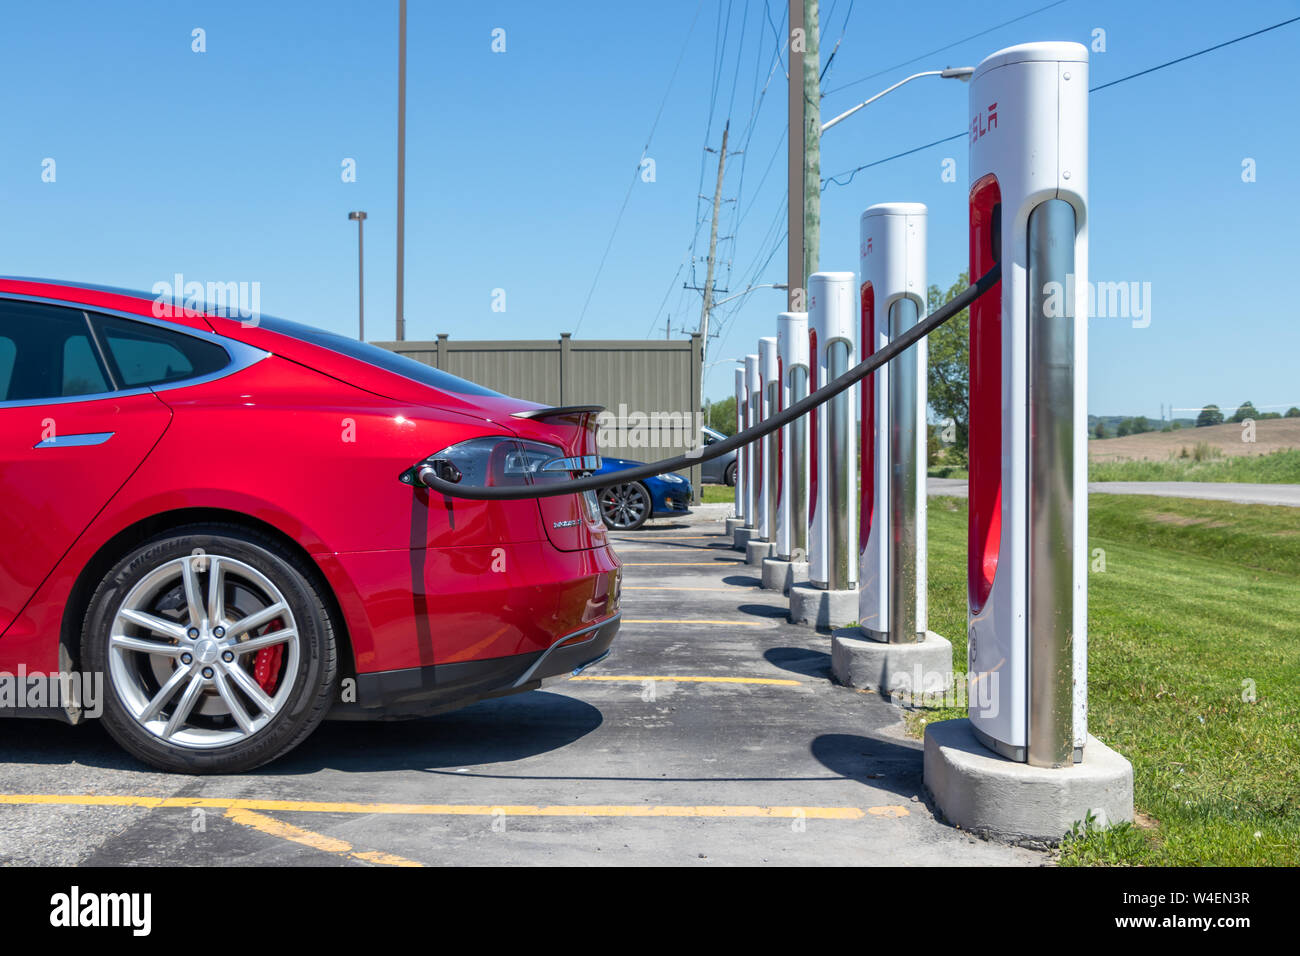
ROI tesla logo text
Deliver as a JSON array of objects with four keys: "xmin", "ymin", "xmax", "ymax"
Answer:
[
  {"xmin": 860, "ymin": 237, "xmax": 873, "ymax": 257},
  {"xmin": 971, "ymin": 101, "xmax": 998, "ymax": 143},
  {"xmin": 552, "ymin": 519, "xmax": 579, "ymax": 529}
]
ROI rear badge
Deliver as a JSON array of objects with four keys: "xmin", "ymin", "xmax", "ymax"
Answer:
[{"xmin": 552, "ymin": 519, "xmax": 580, "ymax": 529}]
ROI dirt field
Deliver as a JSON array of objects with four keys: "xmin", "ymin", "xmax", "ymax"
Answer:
[{"xmin": 1089, "ymin": 417, "xmax": 1300, "ymax": 462}]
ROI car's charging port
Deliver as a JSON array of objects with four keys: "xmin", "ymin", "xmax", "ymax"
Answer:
[{"xmin": 416, "ymin": 459, "xmax": 462, "ymax": 487}]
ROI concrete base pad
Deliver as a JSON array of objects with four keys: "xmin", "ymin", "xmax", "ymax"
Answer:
[
  {"xmin": 745, "ymin": 539, "xmax": 774, "ymax": 566},
  {"xmin": 732, "ymin": 526, "xmax": 760, "ymax": 551},
  {"xmin": 788, "ymin": 583, "xmax": 858, "ymax": 630},
  {"xmin": 830, "ymin": 629, "xmax": 953, "ymax": 696},
  {"xmin": 923, "ymin": 718, "xmax": 1134, "ymax": 846},
  {"xmin": 760, "ymin": 558, "xmax": 809, "ymax": 595},
  {"xmin": 724, "ymin": 516, "xmax": 743, "ymax": 536}
]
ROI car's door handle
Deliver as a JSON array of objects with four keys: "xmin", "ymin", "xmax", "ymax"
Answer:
[{"xmin": 33, "ymin": 432, "xmax": 115, "ymax": 449}]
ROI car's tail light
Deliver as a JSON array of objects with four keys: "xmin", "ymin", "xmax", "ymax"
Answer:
[
  {"xmin": 407, "ymin": 437, "xmax": 600, "ymax": 490},
  {"xmin": 580, "ymin": 485, "xmax": 602, "ymax": 523}
]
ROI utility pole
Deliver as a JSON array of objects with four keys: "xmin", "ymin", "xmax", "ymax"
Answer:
[
  {"xmin": 787, "ymin": 0, "xmax": 805, "ymax": 310},
  {"xmin": 697, "ymin": 121, "xmax": 730, "ymax": 372},
  {"xmin": 803, "ymin": 0, "xmax": 820, "ymax": 289},
  {"xmin": 396, "ymin": 0, "xmax": 407, "ymax": 340}
]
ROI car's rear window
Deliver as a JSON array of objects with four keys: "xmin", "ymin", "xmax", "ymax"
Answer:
[{"xmin": 255, "ymin": 316, "xmax": 500, "ymax": 397}]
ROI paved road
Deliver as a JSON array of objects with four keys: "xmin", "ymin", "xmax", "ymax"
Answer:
[
  {"xmin": 1086, "ymin": 481, "xmax": 1300, "ymax": 507},
  {"xmin": 926, "ymin": 478, "xmax": 1300, "ymax": 508},
  {"xmin": 0, "ymin": 511, "xmax": 1040, "ymax": 867}
]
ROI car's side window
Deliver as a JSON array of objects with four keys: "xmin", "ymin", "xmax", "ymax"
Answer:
[
  {"xmin": 90, "ymin": 313, "xmax": 229, "ymax": 388},
  {"xmin": 0, "ymin": 336, "xmax": 15, "ymax": 400},
  {"xmin": 63, "ymin": 334, "xmax": 110, "ymax": 396},
  {"xmin": 0, "ymin": 299, "xmax": 113, "ymax": 402}
]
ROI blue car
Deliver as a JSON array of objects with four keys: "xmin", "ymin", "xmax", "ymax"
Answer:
[{"xmin": 594, "ymin": 457, "xmax": 693, "ymax": 530}]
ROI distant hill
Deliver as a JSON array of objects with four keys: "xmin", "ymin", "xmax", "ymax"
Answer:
[
  {"xmin": 1088, "ymin": 414, "xmax": 1196, "ymax": 432},
  {"xmin": 1089, "ymin": 417, "xmax": 1300, "ymax": 462}
]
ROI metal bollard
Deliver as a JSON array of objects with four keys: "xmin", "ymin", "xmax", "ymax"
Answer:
[
  {"xmin": 809, "ymin": 272, "xmax": 858, "ymax": 591},
  {"xmin": 759, "ymin": 337, "xmax": 779, "ymax": 543},
  {"xmin": 777, "ymin": 312, "xmax": 809, "ymax": 561}
]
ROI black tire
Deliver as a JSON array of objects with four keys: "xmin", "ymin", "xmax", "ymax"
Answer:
[
  {"xmin": 82, "ymin": 524, "xmax": 338, "ymax": 774},
  {"xmin": 600, "ymin": 481, "xmax": 652, "ymax": 530},
  {"xmin": 724, "ymin": 461, "xmax": 738, "ymax": 487}
]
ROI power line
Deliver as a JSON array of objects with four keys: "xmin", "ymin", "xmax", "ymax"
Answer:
[
  {"xmin": 821, "ymin": 14, "xmax": 1300, "ymax": 191},
  {"xmin": 822, "ymin": 0, "xmax": 1069, "ymax": 97},
  {"xmin": 1089, "ymin": 14, "xmax": 1300, "ymax": 92},
  {"xmin": 823, "ymin": 131, "xmax": 966, "ymax": 190},
  {"xmin": 572, "ymin": 0, "xmax": 707, "ymax": 335},
  {"xmin": 819, "ymin": 0, "xmax": 857, "ymax": 84}
]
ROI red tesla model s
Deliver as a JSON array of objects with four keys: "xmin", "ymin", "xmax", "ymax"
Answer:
[{"xmin": 0, "ymin": 277, "xmax": 621, "ymax": 773}]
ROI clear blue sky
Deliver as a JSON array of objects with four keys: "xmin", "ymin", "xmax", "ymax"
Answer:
[{"xmin": 2, "ymin": 0, "xmax": 1297, "ymax": 419}]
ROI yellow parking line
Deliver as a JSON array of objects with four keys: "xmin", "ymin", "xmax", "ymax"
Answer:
[
  {"xmin": 224, "ymin": 807, "xmax": 423, "ymax": 867},
  {"xmin": 614, "ymin": 548, "xmax": 719, "ymax": 553},
  {"xmin": 621, "ymin": 619, "xmax": 768, "ymax": 627},
  {"xmin": 624, "ymin": 586, "xmax": 758, "ymax": 592},
  {"xmin": 0, "ymin": 794, "xmax": 874, "ymax": 820},
  {"xmin": 570, "ymin": 674, "xmax": 801, "ymax": 686}
]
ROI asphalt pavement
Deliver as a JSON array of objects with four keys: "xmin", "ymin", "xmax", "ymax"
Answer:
[{"xmin": 0, "ymin": 508, "xmax": 1041, "ymax": 867}]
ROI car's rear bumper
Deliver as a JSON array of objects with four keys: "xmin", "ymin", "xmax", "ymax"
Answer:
[
  {"xmin": 330, "ymin": 613, "xmax": 620, "ymax": 720},
  {"xmin": 318, "ymin": 540, "xmax": 621, "ymax": 674}
]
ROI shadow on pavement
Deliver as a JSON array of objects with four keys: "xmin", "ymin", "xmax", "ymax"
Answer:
[
  {"xmin": 810, "ymin": 732, "xmax": 926, "ymax": 800},
  {"xmin": 0, "ymin": 690, "xmax": 604, "ymax": 778},
  {"xmin": 269, "ymin": 691, "xmax": 604, "ymax": 775},
  {"xmin": 764, "ymin": 646, "xmax": 831, "ymax": 679}
]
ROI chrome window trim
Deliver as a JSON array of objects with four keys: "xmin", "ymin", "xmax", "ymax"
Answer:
[{"xmin": 0, "ymin": 293, "xmax": 269, "ymax": 409}]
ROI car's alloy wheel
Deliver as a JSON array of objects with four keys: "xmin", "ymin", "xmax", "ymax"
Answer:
[
  {"xmin": 108, "ymin": 554, "xmax": 300, "ymax": 748},
  {"xmin": 725, "ymin": 461, "xmax": 738, "ymax": 487},
  {"xmin": 600, "ymin": 482, "xmax": 651, "ymax": 530},
  {"xmin": 85, "ymin": 525, "xmax": 337, "ymax": 773}
]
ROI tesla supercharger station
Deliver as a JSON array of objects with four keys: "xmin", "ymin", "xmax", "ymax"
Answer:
[
  {"xmin": 776, "ymin": 312, "xmax": 809, "ymax": 562},
  {"xmin": 758, "ymin": 337, "xmax": 780, "ymax": 543},
  {"xmin": 967, "ymin": 42, "xmax": 1089, "ymax": 768},
  {"xmin": 745, "ymin": 354, "xmax": 761, "ymax": 531},
  {"xmin": 858, "ymin": 204, "xmax": 928, "ymax": 644},
  {"xmin": 734, "ymin": 365, "xmax": 746, "ymax": 523},
  {"xmin": 808, "ymin": 272, "xmax": 858, "ymax": 591}
]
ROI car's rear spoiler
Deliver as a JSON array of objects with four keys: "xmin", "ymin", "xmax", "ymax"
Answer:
[{"xmin": 511, "ymin": 404, "xmax": 605, "ymax": 420}]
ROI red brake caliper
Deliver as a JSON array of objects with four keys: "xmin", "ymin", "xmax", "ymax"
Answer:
[{"xmin": 252, "ymin": 620, "xmax": 284, "ymax": 693}]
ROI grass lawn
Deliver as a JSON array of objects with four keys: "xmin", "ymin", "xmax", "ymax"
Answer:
[
  {"xmin": 922, "ymin": 494, "xmax": 1300, "ymax": 865},
  {"xmin": 1089, "ymin": 448, "xmax": 1300, "ymax": 484},
  {"xmin": 699, "ymin": 483, "xmax": 734, "ymax": 504}
]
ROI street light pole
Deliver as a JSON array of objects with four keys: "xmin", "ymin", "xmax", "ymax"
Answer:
[
  {"xmin": 348, "ymin": 211, "xmax": 367, "ymax": 341},
  {"xmin": 709, "ymin": 283, "xmax": 788, "ymax": 311},
  {"xmin": 396, "ymin": 0, "xmax": 407, "ymax": 341},
  {"xmin": 821, "ymin": 67, "xmax": 974, "ymax": 133},
  {"xmin": 790, "ymin": 63, "xmax": 972, "ymax": 325}
]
